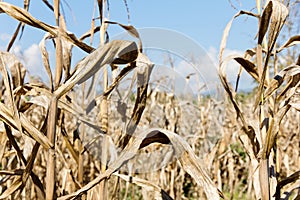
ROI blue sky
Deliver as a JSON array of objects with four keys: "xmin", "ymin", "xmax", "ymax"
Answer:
[
  {"xmin": 0, "ymin": 1, "xmax": 259, "ymax": 50},
  {"xmin": 0, "ymin": 1, "xmax": 260, "ymax": 92}
]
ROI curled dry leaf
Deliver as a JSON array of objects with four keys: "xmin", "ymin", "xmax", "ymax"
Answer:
[
  {"xmin": 119, "ymin": 53, "xmax": 154, "ymax": 148},
  {"xmin": 0, "ymin": 52, "xmax": 23, "ymax": 133},
  {"xmin": 86, "ymin": 53, "xmax": 148, "ymax": 114},
  {"xmin": 57, "ymin": 128, "xmax": 221, "ymax": 200},
  {"xmin": 234, "ymin": 57, "xmax": 259, "ymax": 82},
  {"xmin": 219, "ymin": 55, "xmax": 260, "ymax": 156},
  {"xmin": 0, "ymin": 102, "xmax": 53, "ymax": 150},
  {"xmin": 114, "ymin": 173, "xmax": 173, "ymax": 200},
  {"xmin": 235, "ymin": 49, "xmax": 258, "ymax": 90},
  {"xmin": 0, "ymin": 177, "xmax": 22, "ymax": 199},
  {"xmin": 39, "ymin": 34, "xmax": 54, "ymax": 89},
  {"xmin": 219, "ymin": 10, "xmax": 259, "ymax": 63},
  {"xmin": 6, "ymin": 0, "xmax": 30, "ymax": 51},
  {"xmin": 277, "ymin": 35, "xmax": 300, "ymax": 52},
  {"xmin": 289, "ymin": 102, "xmax": 300, "ymax": 112},
  {"xmin": 258, "ymin": 0, "xmax": 289, "ymax": 51},
  {"xmin": 105, "ymin": 21, "xmax": 143, "ymax": 51},
  {"xmin": 54, "ymin": 40, "xmax": 138, "ymax": 98},
  {"xmin": 264, "ymin": 65, "xmax": 300, "ymax": 101},
  {"xmin": 255, "ymin": 0, "xmax": 289, "ymax": 108},
  {"xmin": 0, "ymin": 2, "xmax": 94, "ymax": 53}
]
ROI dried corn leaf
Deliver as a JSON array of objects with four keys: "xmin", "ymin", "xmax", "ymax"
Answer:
[
  {"xmin": 0, "ymin": 2, "xmax": 94, "ymax": 53},
  {"xmin": 19, "ymin": 85, "xmax": 102, "ymax": 133},
  {"xmin": 264, "ymin": 65, "xmax": 300, "ymax": 100},
  {"xmin": 19, "ymin": 113, "xmax": 53, "ymax": 149},
  {"xmin": 0, "ymin": 177, "xmax": 22, "ymax": 199},
  {"xmin": 219, "ymin": 10, "xmax": 259, "ymax": 63},
  {"xmin": 0, "ymin": 102, "xmax": 53, "ymax": 149},
  {"xmin": 57, "ymin": 128, "xmax": 221, "ymax": 200},
  {"xmin": 266, "ymin": 1, "xmax": 288, "ymax": 52},
  {"xmin": 41, "ymin": 0, "xmax": 54, "ymax": 12},
  {"xmin": 83, "ymin": 22, "xmax": 140, "ymax": 99},
  {"xmin": 277, "ymin": 170, "xmax": 300, "ymax": 190},
  {"xmin": 278, "ymin": 75, "xmax": 300, "ymax": 103},
  {"xmin": 6, "ymin": 23, "xmax": 22, "ymax": 52},
  {"xmin": 22, "ymin": 142, "xmax": 45, "ymax": 200},
  {"xmin": 219, "ymin": 55, "xmax": 260, "ymax": 156},
  {"xmin": 258, "ymin": 0, "xmax": 288, "ymax": 50},
  {"xmin": 39, "ymin": 33, "xmax": 54, "ymax": 90},
  {"xmin": 255, "ymin": 0, "xmax": 289, "ymax": 108},
  {"xmin": 105, "ymin": 21, "xmax": 142, "ymax": 51},
  {"xmin": 264, "ymin": 105, "xmax": 290, "ymax": 160},
  {"xmin": 259, "ymin": 102, "xmax": 292, "ymax": 199},
  {"xmin": 114, "ymin": 173, "xmax": 173, "ymax": 200},
  {"xmin": 86, "ymin": 61, "xmax": 138, "ymax": 113},
  {"xmin": 259, "ymin": 159, "xmax": 269, "ymax": 200},
  {"xmin": 56, "ymin": 15, "xmax": 72, "ymax": 85},
  {"xmin": 277, "ymin": 35, "xmax": 300, "ymax": 52},
  {"xmin": 219, "ymin": 55, "xmax": 250, "ymax": 126},
  {"xmin": 2, "ymin": 123, "xmax": 44, "ymax": 199},
  {"xmin": 234, "ymin": 57, "xmax": 259, "ymax": 82},
  {"xmin": 0, "ymin": 2, "xmax": 55, "ymax": 34},
  {"xmin": 0, "ymin": 52, "xmax": 22, "ymax": 133},
  {"xmin": 6, "ymin": 0, "xmax": 30, "ymax": 51},
  {"xmin": 258, "ymin": 2, "xmax": 272, "ymax": 45},
  {"xmin": 54, "ymin": 40, "xmax": 138, "ymax": 98},
  {"xmin": 119, "ymin": 53, "xmax": 153, "ymax": 148},
  {"xmin": 61, "ymin": 127, "xmax": 79, "ymax": 164},
  {"xmin": 290, "ymin": 102, "xmax": 300, "ymax": 112},
  {"xmin": 4, "ymin": 123, "xmax": 27, "ymax": 165},
  {"xmin": 235, "ymin": 49, "xmax": 259, "ymax": 91}
]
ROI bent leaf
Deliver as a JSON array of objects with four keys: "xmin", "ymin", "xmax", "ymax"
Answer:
[
  {"xmin": 57, "ymin": 128, "xmax": 221, "ymax": 200},
  {"xmin": 54, "ymin": 40, "xmax": 138, "ymax": 98}
]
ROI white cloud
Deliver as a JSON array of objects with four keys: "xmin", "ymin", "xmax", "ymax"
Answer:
[
  {"xmin": 171, "ymin": 46, "xmax": 256, "ymax": 95},
  {"xmin": 3, "ymin": 43, "xmax": 48, "ymax": 81},
  {"xmin": 22, "ymin": 44, "xmax": 47, "ymax": 80},
  {"xmin": 0, "ymin": 33, "xmax": 11, "ymax": 41},
  {"xmin": 23, "ymin": 44, "xmax": 42, "ymax": 71},
  {"xmin": 11, "ymin": 45, "xmax": 22, "ymax": 57},
  {"xmin": 0, "ymin": 33, "xmax": 11, "ymax": 51}
]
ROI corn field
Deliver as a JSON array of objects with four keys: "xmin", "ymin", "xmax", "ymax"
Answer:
[{"xmin": 0, "ymin": 0, "xmax": 299, "ymax": 199}]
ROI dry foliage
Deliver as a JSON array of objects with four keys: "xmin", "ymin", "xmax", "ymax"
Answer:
[{"xmin": 0, "ymin": 1, "xmax": 299, "ymax": 200}]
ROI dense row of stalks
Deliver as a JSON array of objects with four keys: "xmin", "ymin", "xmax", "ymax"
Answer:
[{"xmin": 0, "ymin": 0, "xmax": 299, "ymax": 199}]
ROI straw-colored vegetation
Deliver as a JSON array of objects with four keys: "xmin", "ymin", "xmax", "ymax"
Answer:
[{"xmin": 0, "ymin": 0, "xmax": 299, "ymax": 199}]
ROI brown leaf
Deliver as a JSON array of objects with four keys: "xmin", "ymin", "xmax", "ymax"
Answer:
[
  {"xmin": 54, "ymin": 40, "xmax": 138, "ymax": 98},
  {"xmin": 57, "ymin": 128, "xmax": 221, "ymax": 200},
  {"xmin": 119, "ymin": 53, "xmax": 154, "ymax": 148},
  {"xmin": 0, "ymin": 177, "xmax": 23, "ymax": 199},
  {"xmin": 264, "ymin": 65, "xmax": 300, "ymax": 101},
  {"xmin": 258, "ymin": 2, "xmax": 273, "ymax": 45},
  {"xmin": 219, "ymin": 10, "xmax": 259, "ymax": 63},
  {"xmin": 259, "ymin": 159, "xmax": 270, "ymax": 200},
  {"xmin": 290, "ymin": 102, "xmax": 300, "ymax": 112},
  {"xmin": 39, "ymin": 33, "xmax": 54, "ymax": 90},
  {"xmin": 0, "ymin": 102, "xmax": 53, "ymax": 149},
  {"xmin": 0, "ymin": 52, "xmax": 23, "ymax": 133},
  {"xmin": 0, "ymin": 2, "xmax": 94, "ymax": 53},
  {"xmin": 277, "ymin": 35, "xmax": 300, "ymax": 52},
  {"xmin": 255, "ymin": 1, "xmax": 289, "ymax": 109},
  {"xmin": 234, "ymin": 57, "xmax": 259, "ymax": 82},
  {"xmin": 219, "ymin": 55, "xmax": 260, "ymax": 156},
  {"xmin": 266, "ymin": 1, "xmax": 288, "ymax": 52},
  {"xmin": 105, "ymin": 21, "xmax": 142, "ymax": 51},
  {"xmin": 114, "ymin": 173, "xmax": 173, "ymax": 200}
]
